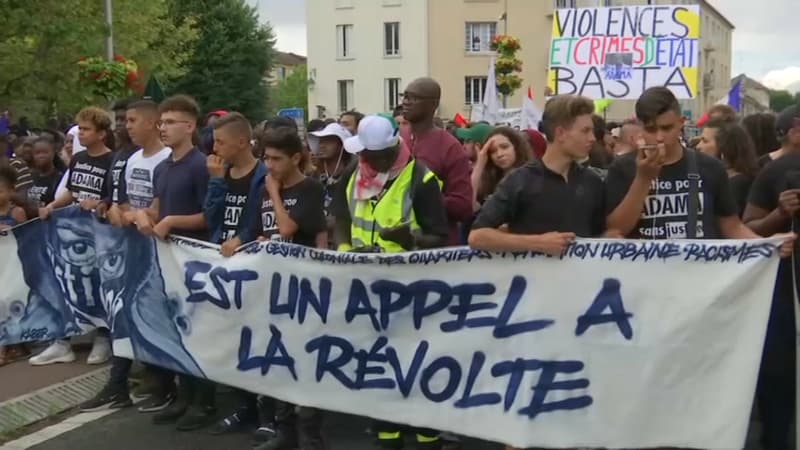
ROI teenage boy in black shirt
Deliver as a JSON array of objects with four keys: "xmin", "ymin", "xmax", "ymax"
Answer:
[
  {"xmin": 742, "ymin": 104, "xmax": 800, "ymax": 450},
  {"xmin": 256, "ymin": 128, "xmax": 326, "ymax": 450},
  {"xmin": 31, "ymin": 106, "xmax": 115, "ymax": 368},
  {"xmin": 605, "ymin": 87, "xmax": 794, "ymax": 248},
  {"xmin": 205, "ymin": 112, "xmax": 265, "ymax": 255},
  {"xmin": 203, "ymin": 113, "xmax": 268, "ymax": 437},
  {"xmin": 469, "ymin": 95, "xmax": 610, "ymax": 255}
]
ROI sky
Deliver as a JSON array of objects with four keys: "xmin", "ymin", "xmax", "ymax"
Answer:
[{"xmin": 247, "ymin": 0, "xmax": 800, "ymax": 92}]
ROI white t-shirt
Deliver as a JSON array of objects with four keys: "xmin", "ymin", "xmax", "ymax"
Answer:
[{"xmin": 124, "ymin": 147, "xmax": 172, "ymax": 208}]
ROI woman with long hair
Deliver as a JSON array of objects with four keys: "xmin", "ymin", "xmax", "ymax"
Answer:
[
  {"xmin": 471, "ymin": 127, "xmax": 532, "ymax": 208},
  {"xmin": 697, "ymin": 118, "xmax": 759, "ymax": 216}
]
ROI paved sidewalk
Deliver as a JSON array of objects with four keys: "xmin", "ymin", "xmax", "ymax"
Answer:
[{"xmin": 0, "ymin": 346, "xmax": 100, "ymax": 403}]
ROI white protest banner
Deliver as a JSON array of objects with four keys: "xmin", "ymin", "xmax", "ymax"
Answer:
[
  {"xmin": 0, "ymin": 208, "xmax": 780, "ymax": 449},
  {"xmin": 548, "ymin": 5, "xmax": 700, "ymax": 99}
]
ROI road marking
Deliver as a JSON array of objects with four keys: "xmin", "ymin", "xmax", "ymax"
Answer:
[{"xmin": 0, "ymin": 405, "xmax": 135, "ymax": 450}]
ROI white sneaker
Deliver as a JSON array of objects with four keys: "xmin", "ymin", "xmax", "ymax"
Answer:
[
  {"xmin": 87, "ymin": 336, "xmax": 112, "ymax": 365},
  {"xmin": 29, "ymin": 341, "xmax": 76, "ymax": 366}
]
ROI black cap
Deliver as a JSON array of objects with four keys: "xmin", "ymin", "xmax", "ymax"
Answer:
[{"xmin": 776, "ymin": 104, "xmax": 800, "ymax": 137}]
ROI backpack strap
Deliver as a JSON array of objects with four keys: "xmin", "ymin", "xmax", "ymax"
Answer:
[{"xmin": 685, "ymin": 148, "xmax": 701, "ymax": 239}]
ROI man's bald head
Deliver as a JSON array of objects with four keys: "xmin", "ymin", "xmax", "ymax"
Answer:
[
  {"xmin": 407, "ymin": 78, "xmax": 441, "ymax": 100},
  {"xmin": 402, "ymin": 77, "xmax": 441, "ymax": 124}
]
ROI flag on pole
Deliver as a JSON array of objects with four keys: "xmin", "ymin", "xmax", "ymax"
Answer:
[
  {"xmin": 471, "ymin": 56, "xmax": 500, "ymax": 124},
  {"xmin": 696, "ymin": 81, "xmax": 743, "ymax": 127},
  {"xmin": 520, "ymin": 86, "xmax": 543, "ymax": 130}
]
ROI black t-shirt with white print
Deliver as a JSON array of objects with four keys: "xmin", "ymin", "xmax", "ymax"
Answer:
[
  {"xmin": 66, "ymin": 151, "xmax": 114, "ymax": 203},
  {"xmin": 28, "ymin": 170, "xmax": 63, "ymax": 207},
  {"xmin": 109, "ymin": 147, "xmax": 137, "ymax": 204},
  {"xmin": 261, "ymin": 177, "xmax": 326, "ymax": 247},
  {"xmin": 605, "ymin": 149, "xmax": 737, "ymax": 239},
  {"xmin": 220, "ymin": 165, "xmax": 257, "ymax": 243}
]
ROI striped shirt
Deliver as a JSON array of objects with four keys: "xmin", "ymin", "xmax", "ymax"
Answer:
[{"xmin": 8, "ymin": 158, "xmax": 33, "ymax": 190}]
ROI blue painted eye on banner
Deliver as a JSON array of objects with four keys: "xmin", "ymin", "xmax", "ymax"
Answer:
[{"xmin": 0, "ymin": 206, "xmax": 203, "ymax": 377}]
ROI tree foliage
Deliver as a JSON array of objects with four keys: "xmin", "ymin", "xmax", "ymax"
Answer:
[
  {"xmin": 271, "ymin": 65, "xmax": 309, "ymax": 115},
  {"xmin": 168, "ymin": 0, "xmax": 275, "ymax": 122},
  {"xmin": 769, "ymin": 89, "xmax": 800, "ymax": 112},
  {"xmin": 0, "ymin": 0, "xmax": 196, "ymax": 123}
]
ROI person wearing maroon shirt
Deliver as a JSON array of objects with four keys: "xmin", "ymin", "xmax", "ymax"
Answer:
[{"xmin": 401, "ymin": 77, "xmax": 473, "ymax": 246}]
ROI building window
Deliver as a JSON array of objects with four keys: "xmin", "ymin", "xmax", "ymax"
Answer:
[
  {"xmin": 465, "ymin": 22, "xmax": 496, "ymax": 53},
  {"xmin": 385, "ymin": 78, "xmax": 402, "ymax": 111},
  {"xmin": 336, "ymin": 24, "xmax": 354, "ymax": 59},
  {"xmin": 555, "ymin": 0, "xmax": 576, "ymax": 8},
  {"xmin": 465, "ymin": 76, "xmax": 488, "ymax": 105},
  {"xmin": 278, "ymin": 67, "xmax": 287, "ymax": 81},
  {"xmin": 384, "ymin": 22, "xmax": 400, "ymax": 57},
  {"xmin": 338, "ymin": 80, "xmax": 354, "ymax": 113}
]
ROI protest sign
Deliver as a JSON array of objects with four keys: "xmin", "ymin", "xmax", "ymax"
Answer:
[
  {"xmin": 548, "ymin": 5, "xmax": 700, "ymax": 99},
  {"xmin": 0, "ymin": 207, "xmax": 780, "ymax": 449}
]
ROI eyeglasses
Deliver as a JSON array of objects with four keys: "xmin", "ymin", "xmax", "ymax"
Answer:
[
  {"xmin": 157, "ymin": 119, "xmax": 193, "ymax": 129},
  {"xmin": 401, "ymin": 92, "xmax": 436, "ymax": 103}
]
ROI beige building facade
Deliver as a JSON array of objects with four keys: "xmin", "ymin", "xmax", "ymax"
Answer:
[{"xmin": 306, "ymin": 0, "xmax": 733, "ymax": 123}]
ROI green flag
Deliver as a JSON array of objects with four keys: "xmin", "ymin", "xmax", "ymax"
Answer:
[{"xmin": 143, "ymin": 75, "xmax": 165, "ymax": 103}]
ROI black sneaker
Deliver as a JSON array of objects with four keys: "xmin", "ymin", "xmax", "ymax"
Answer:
[
  {"xmin": 252, "ymin": 422, "xmax": 277, "ymax": 444},
  {"xmin": 254, "ymin": 429, "xmax": 298, "ymax": 450},
  {"xmin": 175, "ymin": 405, "xmax": 217, "ymax": 431},
  {"xmin": 209, "ymin": 408, "xmax": 255, "ymax": 435},
  {"xmin": 153, "ymin": 398, "xmax": 189, "ymax": 425},
  {"xmin": 79, "ymin": 385, "xmax": 132, "ymax": 412},
  {"xmin": 138, "ymin": 392, "xmax": 176, "ymax": 413}
]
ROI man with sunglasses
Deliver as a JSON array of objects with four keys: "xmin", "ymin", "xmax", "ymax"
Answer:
[{"xmin": 401, "ymin": 77, "xmax": 473, "ymax": 246}]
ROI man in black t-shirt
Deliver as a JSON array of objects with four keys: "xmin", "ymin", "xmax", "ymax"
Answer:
[
  {"xmin": 32, "ymin": 107, "xmax": 115, "ymax": 368},
  {"xmin": 255, "ymin": 128, "xmax": 327, "ymax": 450},
  {"xmin": 260, "ymin": 128, "xmax": 327, "ymax": 248},
  {"xmin": 742, "ymin": 104, "xmax": 800, "ymax": 450},
  {"xmin": 471, "ymin": 95, "xmax": 609, "ymax": 255},
  {"xmin": 606, "ymin": 87, "xmax": 793, "ymax": 249},
  {"xmin": 204, "ymin": 113, "xmax": 265, "ymax": 255}
]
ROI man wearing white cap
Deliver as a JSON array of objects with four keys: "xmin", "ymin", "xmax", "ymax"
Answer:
[
  {"xmin": 333, "ymin": 114, "xmax": 448, "ymax": 254},
  {"xmin": 332, "ymin": 114, "xmax": 448, "ymax": 449},
  {"xmin": 308, "ymin": 122, "xmax": 353, "ymax": 217}
]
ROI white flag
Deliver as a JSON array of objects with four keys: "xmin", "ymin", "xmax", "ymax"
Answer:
[
  {"xmin": 521, "ymin": 86, "xmax": 543, "ymax": 130},
  {"xmin": 479, "ymin": 56, "xmax": 500, "ymax": 125}
]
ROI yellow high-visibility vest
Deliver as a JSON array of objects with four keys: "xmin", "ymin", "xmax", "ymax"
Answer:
[{"xmin": 342, "ymin": 160, "xmax": 436, "ymax": 253}]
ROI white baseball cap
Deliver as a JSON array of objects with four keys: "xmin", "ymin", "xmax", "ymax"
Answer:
[
  {"xmin": 307, "ymin": 123, "xmax": 352, "ymax": 153},
  {"xmin": 343, "ymin": 115, "xmax": 400, "ymax": 154}
]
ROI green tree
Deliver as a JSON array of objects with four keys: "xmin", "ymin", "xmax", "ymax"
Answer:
[
  {"xmin": 0, "ymin": 0, "xmax": 196, "ymax": 123},
  {"xmin": 169, "ymin": 0, "xmax": 275, "ymax": 122},
  {"xmin": 271, "ymin": 65, "xmax": 309, "ymax": 115},
  {"xmin": 769, "ymin": 89, "xmax": 796, "ymax": 112}
]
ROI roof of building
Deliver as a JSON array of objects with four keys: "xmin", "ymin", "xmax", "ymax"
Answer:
[
  {"xmin": 732, "ymin": 73, "xmax": 770, "ymax": 92},
  {"xmin": 701, "ymin": 0, "xmax": 735, "ymax": 30},
  {"xmin": 275, "ymin": 51, "xmax": 307, "ymax": 66}
]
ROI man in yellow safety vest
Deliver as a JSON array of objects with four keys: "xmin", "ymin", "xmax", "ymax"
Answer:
[{"xmin": 332, "ymin": 114, "xmax": 449, "ymax": 449}]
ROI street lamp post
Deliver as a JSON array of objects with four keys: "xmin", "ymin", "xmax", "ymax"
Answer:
[{"xmin": 105, "ymin": 0, "xmax": 114, "ymax": 61}]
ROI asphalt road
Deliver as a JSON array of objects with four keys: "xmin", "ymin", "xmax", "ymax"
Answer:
[{"xmin": 29, "ymin": 393, "xmax": 504, "ymax": 450}]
